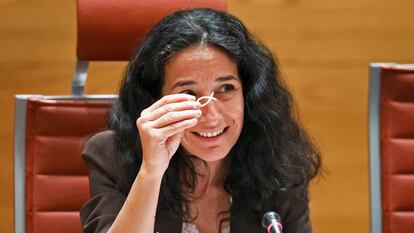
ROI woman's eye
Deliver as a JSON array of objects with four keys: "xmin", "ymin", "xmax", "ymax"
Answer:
[
  {"xmin": 218, "ymin": 84, "xmax": 235, "ymax": 93},
  {"xmin": 179, "ymin": 90, "xmax": 196, "ymax": 96}
]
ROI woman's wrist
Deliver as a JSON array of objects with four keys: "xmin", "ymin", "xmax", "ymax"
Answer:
[{"xmin": 138, "ymin": 161, "xmax": 166, "ymax": 180}]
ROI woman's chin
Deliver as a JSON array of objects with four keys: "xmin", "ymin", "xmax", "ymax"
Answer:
[
  {"xmin": 181, "ymin": 146, "xmax": 230, "ymax": 162},
  {"xmin": 198, "ymin": 153, "xmax": 227, "ymax": 162}
]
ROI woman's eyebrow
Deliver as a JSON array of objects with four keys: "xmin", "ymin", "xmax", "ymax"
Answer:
[
  {"xmin": 215, "ymin": 75, "xmax": 240, "ymax": 83},
  {"xmin": 171, "ymin": 80, "xmax": 197, "ymax": 91}
]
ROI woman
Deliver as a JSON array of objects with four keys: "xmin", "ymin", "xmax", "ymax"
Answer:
[{"xmin": 80, "ymin": 8, "xmax": 321, "ymax": 233}]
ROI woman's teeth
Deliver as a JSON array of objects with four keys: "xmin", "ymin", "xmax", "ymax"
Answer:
[{"xmin": 197, "ymin": 129, "xmax": 224, "ymax": 138}]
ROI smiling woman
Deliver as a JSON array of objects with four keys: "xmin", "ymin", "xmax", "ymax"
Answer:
[{"xmin": 79, "ymin": 8, "xmax": 321, "ymax": 233}]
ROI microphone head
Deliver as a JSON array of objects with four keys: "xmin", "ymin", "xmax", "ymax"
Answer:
[{"xmin": 262, "ymin": 211, "xmax": 281, "ymax": 228}]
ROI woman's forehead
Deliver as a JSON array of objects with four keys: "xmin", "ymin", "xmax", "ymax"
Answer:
[{"xmin": 163, "ymin": 45, "xmax": 239, "ymax": 91}]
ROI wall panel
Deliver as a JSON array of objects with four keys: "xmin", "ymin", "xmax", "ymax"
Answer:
[{"xmin": 1, "ymin": 0, "xmax": 414, "ymax": 233}]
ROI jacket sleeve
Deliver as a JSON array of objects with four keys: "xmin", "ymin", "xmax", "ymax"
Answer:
[
  {"xmin": 79, "ymin": 131, "xmax": 127, "ymax": 233},
  {"xmin": 282, "ymin": 186, "xmax": 313, "ymax": 233}
]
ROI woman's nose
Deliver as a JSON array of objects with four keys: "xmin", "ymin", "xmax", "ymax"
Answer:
[{"xmin": 198, "ymin": 100, "xmax": 221, "ymax": 124}]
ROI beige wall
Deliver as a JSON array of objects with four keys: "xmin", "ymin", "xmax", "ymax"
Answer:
[{"xmin": 1, "ymin": 0, "xmax": 414, "ymax": 233}]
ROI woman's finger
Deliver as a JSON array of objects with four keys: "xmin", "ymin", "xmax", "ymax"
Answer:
[
  {"xmin": 141, "ymin": 94, "xmax": 195, "ymax": 116},
  {"xmin": 149, "ymin": 109, "xmax": 201, "ymax": 129},
  {"xmin": 141, "ymin": 100, "xmax": 200, "ymax": 121},
  {"xmin": 157, "ymin": 118, "xmax": 198, "ymax": 138}
]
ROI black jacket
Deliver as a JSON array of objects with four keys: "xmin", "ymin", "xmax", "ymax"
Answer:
[{"xmin": 80, "ymin": 131, "xmax": 313, "ymax": 233}]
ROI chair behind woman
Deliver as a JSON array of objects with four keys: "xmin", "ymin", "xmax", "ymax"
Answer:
[{"xmin": 369, "ymin": 63, "xmax": 414, "ymax": 233}]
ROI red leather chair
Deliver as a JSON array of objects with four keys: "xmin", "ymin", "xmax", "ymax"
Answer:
[
  {"xmin": 14, "ymin": 1, "xmax": 226, "ymax": 233},
  {"xmin": 14, "ymin": 96, "xmax": 114, "ymax": 233},
  {"xmin": 369, "ymin": 63, "xmax": 414, "ymax": 233}
]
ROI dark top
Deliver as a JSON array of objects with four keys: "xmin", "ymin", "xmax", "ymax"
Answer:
[{"xmin": 80, "ymin": 131, "xmax": 313, "ymax": 233}]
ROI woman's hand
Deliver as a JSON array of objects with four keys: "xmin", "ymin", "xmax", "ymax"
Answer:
[{"xmin": 136, "ymin": 94, "xmax": 201, "ymax": 176}]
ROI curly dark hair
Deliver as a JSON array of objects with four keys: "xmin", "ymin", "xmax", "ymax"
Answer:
[{"xmin": 108, "ymin": 7, "xmax": 321, "ymax": 225}]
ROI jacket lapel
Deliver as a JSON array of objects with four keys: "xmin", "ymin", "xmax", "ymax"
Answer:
[
  {"xmin": 154, "ymin": 208, "xmax": 182, "ymax": 233},
  {"xmin": 230, "ymin": 203, "xmax": 264, "ymax": 233},
  {"xmin": 154, "ymin": 202, "xmax": 265, "ymax": 233}
]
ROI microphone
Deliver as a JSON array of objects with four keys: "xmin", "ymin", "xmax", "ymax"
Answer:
[{"xmin": 262, "ymin": 211, "xmax": 283, "ymax": 233}]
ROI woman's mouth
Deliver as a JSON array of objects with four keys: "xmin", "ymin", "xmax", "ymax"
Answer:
[{"xmin": 192, "ymin": 127, "xmax": 228, "ymax": 139}]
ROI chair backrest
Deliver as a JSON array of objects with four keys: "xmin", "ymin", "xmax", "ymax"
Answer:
[
  {"xmin": 369, "ymin": 63, "xmax": 414, "ymax": 233},
  {"xmin": 76, "ymin": 0, "xmax": 227, "ymax": 61},
  {"xmin": 14, "ymin": 1, "xmax": 227, "ymax": 233},
  {"xmin": 14, "ymin": 96, "xmax": 114, "ymax": 233},
  {"xmin": 72, "ymin": 0, "xmax": 227, "ymax": 95}
]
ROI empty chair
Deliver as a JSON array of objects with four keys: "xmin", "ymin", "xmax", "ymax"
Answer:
[{"xmin": 369, "ymin": 63, "xmax": 414, "ymax": 233}]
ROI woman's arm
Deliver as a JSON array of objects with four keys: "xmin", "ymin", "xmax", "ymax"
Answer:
[
  {"xmin": 107, "ymin": 165, "xmax": 163, "ymax": 233},
  {"xmin": 98, "ymin": 94, "xmax": 200, "ymax": 233}
]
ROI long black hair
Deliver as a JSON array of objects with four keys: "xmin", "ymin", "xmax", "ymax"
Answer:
[{"xmin": 108, "ymin": 8, "xmax": 321, "ymax": 224}]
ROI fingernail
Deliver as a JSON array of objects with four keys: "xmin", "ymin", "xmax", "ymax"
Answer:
[
  {"xmin": 195, "ymin": 110, "xmax": 202, "ymax": 116},
  {"xmin": 193, "ymin": 101, "xmax": 201, "ymax": 108}
]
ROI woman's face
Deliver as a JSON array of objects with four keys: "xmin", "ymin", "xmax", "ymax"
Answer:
[{"xmin": 162, "ymin": 45, "xmax": 244, "ymax": 162}]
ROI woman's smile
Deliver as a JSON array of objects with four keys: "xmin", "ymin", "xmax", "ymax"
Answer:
[{"xmin": 193, "ymin": 127, "xmax": 226, "ymax": 138}]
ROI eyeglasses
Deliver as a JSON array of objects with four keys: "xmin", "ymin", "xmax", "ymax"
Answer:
[{"xmin": 196, "ymin": 92, "xmax": 217, "ymax": 107}]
